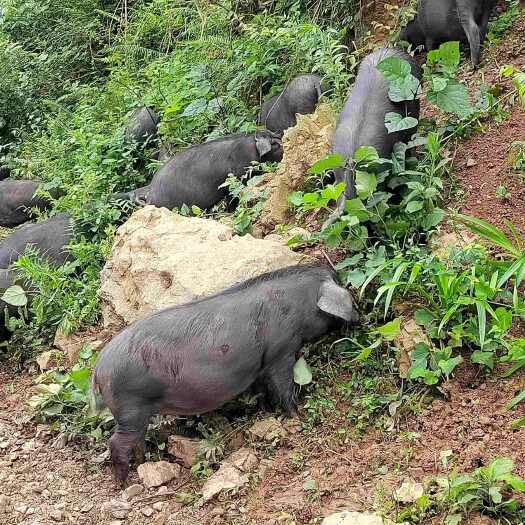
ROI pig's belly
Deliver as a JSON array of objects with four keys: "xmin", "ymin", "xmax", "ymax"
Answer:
[{"xmin": 156, "ymin": 371, "xmax": 255, "ymax": 416}]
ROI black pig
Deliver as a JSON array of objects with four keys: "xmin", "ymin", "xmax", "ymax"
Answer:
[
  {"xmin": 0, "ymin": 213, "xmax": 73, "ymax": 268},
  {"xmin": 324, "ymin": 47, "xmax": 421, "ymax": 227},
  {"xmin": 0, "ymin": 179, "xmax": 58, "ymax": 227},
  {"xmin": 92, "ymin": 264, "xmax": 358, "ymax": 482},
  {"xmin": 0, "ymin": 166, "xmax": 10, "ymax": 181},
  {"xmin": 146, "ymin": 131, "xmax": 282, "ymax": 211},
  {"xmin": 111, "ymin": 185, "xmax": 150, "ymax": 205},
  {"xmin": 258, "ymin": 74, "xmax": 326, "ymax": 135},
  {"xmin": 125, "ymin": 106, "xmax": 160, "ymax": 145},
  {"xmin": 399, "ymin": 0, "xmax": 497, "ymax": 66}
]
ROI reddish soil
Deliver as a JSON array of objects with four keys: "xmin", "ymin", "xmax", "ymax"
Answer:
[
  {"xmin": 450, "ymin": 15, "xmax": 525, "ymax": 235},
  {"xmin": 246, "ymin": 362, "xmax": 525, "ymax": 523}
]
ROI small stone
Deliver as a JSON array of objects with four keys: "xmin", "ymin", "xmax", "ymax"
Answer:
[
  {"xmin": 49, "ymin": 510, "xmax": 64, "ymax": 521},
  {"xmin": 122, "ymin": 484, "xmax": 144, "ymax": 501},
  {"xmin": 108, "ymin": 522, "xmax": 122, "ymax": 525},
  {"xmin": 15, "ymin": 504, "xmax": 28, "ymax": 514},
  {"xmin": 26, "ymin": 507, "xmax": 35, "ymax": 515},
  {"xmin": 138, "ymin": 461, "xmax": 182, "ymax": 488},
  {"xmin": 226, "ymin": 448, "xmax": 258, "ymax": 472},
  {"xmin": 201, "ymin": 463, "xmax": 249, "ymax": 502},
  {"xmin": 394, "ymin": 479, "xmax": 424, "ymax": 504},
  {"xmin": 36, "ymin": 351, "xmax": 55, "ymax": 371},
  {"xmin": 80, "ymin": 503, "xmax": 93, "ymax": 513},
  {"xmin": 141, "ymin": 507, "xmax": 154, "ymax": 517},
  {"xmin": 102, "ymin": 499, "xmax": 131, "ymax": 520},
  {"xmin": 156, "ymin": 486, "xmax": 169, "ymax": 495},
  {"xmin": 152, "ymin": 502, "xmax": 166, "ymax": 512},
  {"xmin": 466, "ymin": 158, "xmax": 477, "ymax": 168},
  {"xmin": 167, "ymin": 436, "xmax": 200, "ymax": 468},
  {"xmin": 248, "ymin": 417, "xmax": 287, "ymax": 443}
]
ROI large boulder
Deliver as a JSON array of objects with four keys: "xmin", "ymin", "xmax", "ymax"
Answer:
[
  {"xmin": 99, "ymin": 206, "xmax": 311, "ymax": 329},
  {"xmin": 254, "ymin": 103, "xmax": 336, "ymax": 231}
]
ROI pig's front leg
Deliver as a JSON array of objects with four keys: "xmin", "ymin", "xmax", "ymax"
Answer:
[{"xmin": 265, "ymin": 352, "xmax": 299, "ymax": 417}]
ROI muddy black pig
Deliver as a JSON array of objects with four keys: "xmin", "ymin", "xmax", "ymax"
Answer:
[
  {"xmin": 92, "ymin": 264, "xmax": 359, "ymax": 482},
  {"xmin": 399, "ymin": 0, "xmax": 497, "ymax": 66},
  {"xmin": 0, "ymin": 179, "xmax": 59, "ymax": 227},
  {"xmin": 324, "ymin": 47, "xmax": 421, "ymax": 227},
  {"xmin": 258, "ymin": 74, "xmax": 326, "ymax": 135},
  {"xmin": 125, "ymin": 106, "xmax": 160, "ymax": 145},
  {"xmin": 0, "ymin": 213, "xmax": 73, "ymax": 268},
  {"xmin": 146, "ymin": 131, "xmax": 282, "ymax": 211}
]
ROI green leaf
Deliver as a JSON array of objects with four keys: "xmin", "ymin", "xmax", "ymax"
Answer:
[
  {"xmin": 511, "ymin": 417, "xmax": 525, "ymax": 430},
  {"xmin": 307, "ymin": 154, "xmax": 344, "ymax": 174},
  {"xmin": 288, "ymin": 192, "xmax": 304, "ymax": 206},
  {"xmin": 427, "ymin": 79, "xmax": 472, "ymax": 117},
  {"xmin": 376, "ymin": 318, "xmax": 401, "ymax": 341},
  {"xmin": 438, "ymin": 355, "xmax": 463, "ymax": 378},
  {"xmin": 427, "ymin": 41, "xmax": 460, "ymax": 76},
  {"xmin": 345, "ymin": 270, "xmax": 367, "ymax": 288},
  {"xmin": 384, "ymin": 112, "xmax": 418, "ymax": 133},
  {"xmin": 489, "ymin": 457, "xmax": 514, "ymax": 479},
  {"xmin": 78, "ymin": 346, "xmax": 93, "ymax": 360},
  {"xmin": 406, "ymin": 200, "xmax": 424, "ymax": 213},
  {"xmin": 293, "ymin": 357, "xmax": 312, "ymax": 386},
  {"xmin": 182, "ymin": 98, "xmax": 207, "ymax": 117},
  {"xmin": 414, "ymin": 309, "xmax": 435, "ymax": 327},
  {"xmin": 471, "ymin": 350, "xmax": 494, "ymax": 369},
  {"xmin": 344, "ymin": 199, "xmax": 369, "ymax": 221},
  {"xmin": 69, "ymin": 368, "xmax": 91, "ymax": 393},
  {"xmin": 353, "ymin": 146, "xmax": 380, "ymax": 164},
  {"xmin": 476, "ymin": 301, "xmax": 487, "ymax": 350},
  {"xmin": 501, "ymin": 474, "xmax": 525, "ymax": 492},
  {"xmin": 1, "ymin": 285, "xmax": 28, "ymax": 307},
  {"xmin": 355, "ymin": 171, "xmax": 377, "ymax": 199},
  {"xmin": 421, "ymin": 208, "xmax": 445, "ymax": 230},
  {"xmin": 376, "ymin": 57, "xmax": 420, "ymax": 102},
  {"xmin": 508, "ymin": 389, "xmax": 525, "ymax": 410}
]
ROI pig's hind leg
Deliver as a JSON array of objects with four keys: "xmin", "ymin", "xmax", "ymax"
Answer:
[{"xmin": 109, "ymin": 401, "xmax": 153, "ymax": 484}]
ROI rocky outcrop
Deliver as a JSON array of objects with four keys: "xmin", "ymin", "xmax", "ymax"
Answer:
[
  {"xmin": 254, "ymin": 103, "xmax": 336, "ymax": 230},
  {"xmin": 99, "ymin": 206, "xmax": 311, "ymax": 329}
]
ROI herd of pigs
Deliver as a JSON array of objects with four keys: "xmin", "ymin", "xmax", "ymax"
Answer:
[{"xmin": 0, "ymin": 0, "xmax": 497, "ymax": 483}]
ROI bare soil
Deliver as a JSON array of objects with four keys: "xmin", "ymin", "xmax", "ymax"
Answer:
[{"xmin": 1, "ymin": 6, "xmax": 525, "ymax": 525}]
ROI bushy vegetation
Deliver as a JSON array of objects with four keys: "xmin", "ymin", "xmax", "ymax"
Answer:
[{"xmin": 1, "ymin": 1, "xmax": 525, "ymax": 516}]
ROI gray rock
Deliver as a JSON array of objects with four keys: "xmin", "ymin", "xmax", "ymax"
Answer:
[
  {"xmin": 137, "ymin": 461, "xmax": 181, "ymax": 488},
  {"xmin": 99, "ymin": 206, "xmax": 311, "ymax": 329},
  {"xmin": 122, "ymin": 484, "xmax": 144, "ymax": 501}
]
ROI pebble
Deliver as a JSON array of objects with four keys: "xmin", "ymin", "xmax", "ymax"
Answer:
[
  {"xmin": 80, "ymin": 503, "xmax": 93, "ymax": 513},
  {"xmin": 141, "ymin": 506, "xmax": 155, "ymax": 517},
  {"xmin": 49, "ymin": 510, "xmax": 64, "ymax": 522},
  {"xmin": 211, "ymin": 506, "xmax": 225, "ymax": 516},
  {"xmin": 123, "ymin": 483, "xmax": 144, "ymax": 501},
  {"xmin": 152, "ymin": 502, "xmax": 166, "ymax": 512},
  {"xmin": 102, "ymin": 499, "xmax": 131, "ymax": 520},
  {"xmin": 15, "ymin": 504, "xmax": 28, "ymax": 514}
]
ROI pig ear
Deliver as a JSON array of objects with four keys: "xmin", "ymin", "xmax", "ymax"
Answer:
[
  {"xmin": 317, "ymin": 280, "xmax": 355, "ymax": 321},
  {"xmin": 255, "ymin": 135, "xmax": 272, "ymax": 158}
]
